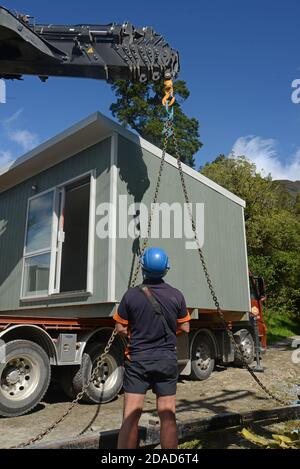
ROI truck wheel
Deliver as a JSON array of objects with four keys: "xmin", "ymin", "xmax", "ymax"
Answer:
[
  {"xmin": 190, "ymin": 333, "xmax": 215, "ymax": 380},
  {"xmin": 71, "ymin": 342, "xmax": 124, "ymax": 404},
  {"xmin": 234, "ymin": 329, "xmax": 255, "ymax": 365},
  {"xmin": 0, "ymin": 340, "xmax": 51, "ymax": 417}
]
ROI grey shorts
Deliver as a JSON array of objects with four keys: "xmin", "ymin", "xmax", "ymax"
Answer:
[{"xmin": 123, "ymin": 359, "xmax": 178, "ymax": 396}]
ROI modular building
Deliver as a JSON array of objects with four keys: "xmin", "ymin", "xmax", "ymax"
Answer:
[{"xmin": 0, "ymin": 112, "xmax": 254, "ymax": 417}]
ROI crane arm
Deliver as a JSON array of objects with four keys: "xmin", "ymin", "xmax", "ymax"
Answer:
[{"xmin": 0, "ymin": 6, "xmax": 179, "ymax": 83}]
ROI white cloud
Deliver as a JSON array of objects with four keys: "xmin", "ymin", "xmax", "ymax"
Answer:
[
  {"xmin": 2, "ymin": 108, "xmax": 24, "ymax": 125},
  {"xmin": 0, "ymin": 150, "xmax": 14, "ymax": 174},
  {"xmin": 8, "ymin": 129, "xmax": 38, "ymax": 151},
  {"xmin": 231, "ymin": 135, "xmax": 300, "ymax": 180},
  {"xmin": 0, "ymin": 108, "xmax": 39, "ymax": 161}
]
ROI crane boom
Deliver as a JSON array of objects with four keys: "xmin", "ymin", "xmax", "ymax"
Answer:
[{"xmin": 0, "ymin": 6, "xmax": 179, "ymax": 83}]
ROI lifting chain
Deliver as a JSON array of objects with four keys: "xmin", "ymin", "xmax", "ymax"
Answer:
[
  {"xmin": 168, "ymin": 117, "xmax": 291, "ymax": 407},
  {"xmin": 11, "ymin": 79, "xmax": 292, "ymax": 449},
  {"xmin": 10, "ymin": 108, "xmax": 173, "ymax": 450},
  {"xmin": 130, "ymin": 118, "xmax": 172, "ymax": 286},
  {"xmin": 11, "ymin": 331, "xmax": 118, "ymax": 448},
  {"xmin": 133, "ymin": 80, "xmax": 292, "ymax": 408}
]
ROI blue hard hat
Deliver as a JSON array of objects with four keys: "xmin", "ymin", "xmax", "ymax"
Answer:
[{"xmin": 140, "ymin": 247, "xmax": 170, "ymax": 279}]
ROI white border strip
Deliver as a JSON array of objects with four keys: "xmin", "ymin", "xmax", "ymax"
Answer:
[
  {"xmin": 87, "ymin": 170, "xmax": 96, "ymax": 295},
  {"xmin": 49, "ymin": 188, "xmax": 60, "ymax": 294},
  {"xmin": 107, "ymin": 132, "xmax": 118, "ymax": 302}
]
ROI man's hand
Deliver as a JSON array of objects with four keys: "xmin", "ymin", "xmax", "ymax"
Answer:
[{"xmin": 115, "ymin": 322, "xmax": 128, "ymax": 337}]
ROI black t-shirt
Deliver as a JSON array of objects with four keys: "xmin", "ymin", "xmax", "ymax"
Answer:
[{"xmin": 114, "ymin": 279, "xmax": 190, "ymax": 361}]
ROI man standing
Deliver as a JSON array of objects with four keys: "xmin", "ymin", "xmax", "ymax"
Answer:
[{"xmin": 114, "ymin": 247, "xmax": 191, "ymax": 449}]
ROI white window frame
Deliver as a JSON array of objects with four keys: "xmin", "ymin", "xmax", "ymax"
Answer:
[
  {"xmin": 20, "ymin": 188, "xmax": 56, "ymax": 300},
  {"xmin": 20, "ymin": 170, "xmax": 96, "ymax": 301}
]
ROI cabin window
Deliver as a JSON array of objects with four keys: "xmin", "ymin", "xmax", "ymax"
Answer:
[
  {"xmin": 22, "ymin": 191, "xmax": 54, "ymax": 298},
  {"xmin": 21, "ymin": 172, "xmax": 95, "ymax": 299},
  {"xmin": 25, "ymin": 191, "xmax": 54, "ymax": 253},
  {"xmin": 23, "ymin": 253, "xmax": 51, "ymax": 297}
]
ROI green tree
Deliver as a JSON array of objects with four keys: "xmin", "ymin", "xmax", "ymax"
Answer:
[
  {"xmin": 110, "ymin": 80, "xmax": 202, "ymax": 167},
  {"xmin": 295, "ymin": 192, "xmax": 300, "ymax": 217}
]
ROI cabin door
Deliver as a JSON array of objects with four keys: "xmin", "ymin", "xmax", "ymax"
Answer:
[{"xmin": 50, "ymin": 176, "xmax": 91, "ymax": 294}]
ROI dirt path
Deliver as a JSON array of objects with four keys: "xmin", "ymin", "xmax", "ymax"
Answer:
[{"xmin": 0, "ymin": 338, "xmax": 299, "ymax": 449}]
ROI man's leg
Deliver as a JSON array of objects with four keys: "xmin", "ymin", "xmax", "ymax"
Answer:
[
  {"xmin": 157, "ymin": 395, "xmax": 178, "ymax": 449},
  {"xmin": 118, "ymin": 392, "xmax": 145, "ymax": 449}
]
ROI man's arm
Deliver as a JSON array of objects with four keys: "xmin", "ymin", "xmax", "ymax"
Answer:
[
  {"xmin": 113, "ymin": 295, "xmax": 129, "ymax": 337},
  {"xmin": 177, "ymin": 293, "xmax": 191, "ymax": 335}
]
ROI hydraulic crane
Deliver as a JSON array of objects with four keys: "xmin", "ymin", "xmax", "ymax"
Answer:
[{"xmin": 0, "ymin": 5, "xmax": 179, "ymax": 84}]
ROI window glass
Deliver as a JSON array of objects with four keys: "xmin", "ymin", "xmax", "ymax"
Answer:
[
  {"xmin": 23, "ymin": 253, "xmax": 50, "ymax": 297},
  {"xmin": 25, "ymin": 192, "xmax": 53, "ymax": 253}
]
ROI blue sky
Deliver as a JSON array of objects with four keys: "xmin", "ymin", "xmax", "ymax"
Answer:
[{"xmin": 1, "ymin": 0, "xmax": 300, "ymax": 179}]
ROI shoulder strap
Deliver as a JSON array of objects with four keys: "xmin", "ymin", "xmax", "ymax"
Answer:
[{"xmin": 138, "ymin": 285, "xmax": 173, "ymax": 337}]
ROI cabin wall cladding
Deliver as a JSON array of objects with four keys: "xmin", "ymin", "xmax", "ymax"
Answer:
[
  {"xmin": 116, "ymin": 135, "xmax": 249, "ymax": 312},
  {"xmin": 0, "ymin": 138, "xmax": 111, "ymax": 311},
  {"xmin": 0, "ymin": 112, "xmax": 250, "ymax": 318}
]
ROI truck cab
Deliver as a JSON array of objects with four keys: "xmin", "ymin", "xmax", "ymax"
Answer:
[{"xmin": 249, "ymin": 273, "xmax": 267, "ymax": 350}]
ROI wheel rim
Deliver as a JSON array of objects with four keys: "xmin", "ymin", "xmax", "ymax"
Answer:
[
  {"xmin": 240, "ymin": 335, "xmax": 253, "ymax": 360},
  {"xmin": 91, "ymin": 354, "xmax": 118, "ymax": 394},
  {"xmin": 194, "ymin": 341, "xmax": 212, "ymax": 371},
  {"xmin": 0, "ymin": 354, "xmax": 40, "ymax": 401}
]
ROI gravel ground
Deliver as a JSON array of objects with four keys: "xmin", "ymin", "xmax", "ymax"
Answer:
[{"xmin": 0, "ymin": 337, "xmax": 299, "ymax": 449}]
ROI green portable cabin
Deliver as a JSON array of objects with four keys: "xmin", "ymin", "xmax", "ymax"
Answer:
[{"xmin": 0, "ymin": 111, "xmax": 250, "ymax": 320}]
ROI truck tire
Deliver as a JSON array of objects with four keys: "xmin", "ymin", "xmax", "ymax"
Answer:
[
  {"xmin": 234, "ymin": 329, "xmax": 255, "ymax": 365},
  {"xmin": 70, "ymin": 342, "xmax": 124, "ymax": 404},
  {"xmin": 190, "ymin": 333, "xmax": 215, "ymax": 380},
  {"xmin": 0, "ymin": 339, "xmax": 51, "ymax": 417}
]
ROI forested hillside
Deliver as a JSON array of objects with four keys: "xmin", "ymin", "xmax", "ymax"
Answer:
[{"xmin": 276, "ymin": 180, "xmax": 300, "ymax": 199}]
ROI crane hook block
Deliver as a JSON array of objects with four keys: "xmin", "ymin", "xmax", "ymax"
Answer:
[{"xmin": 162, "ymin": 79, "xmax": 175, "ymax": 107}]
